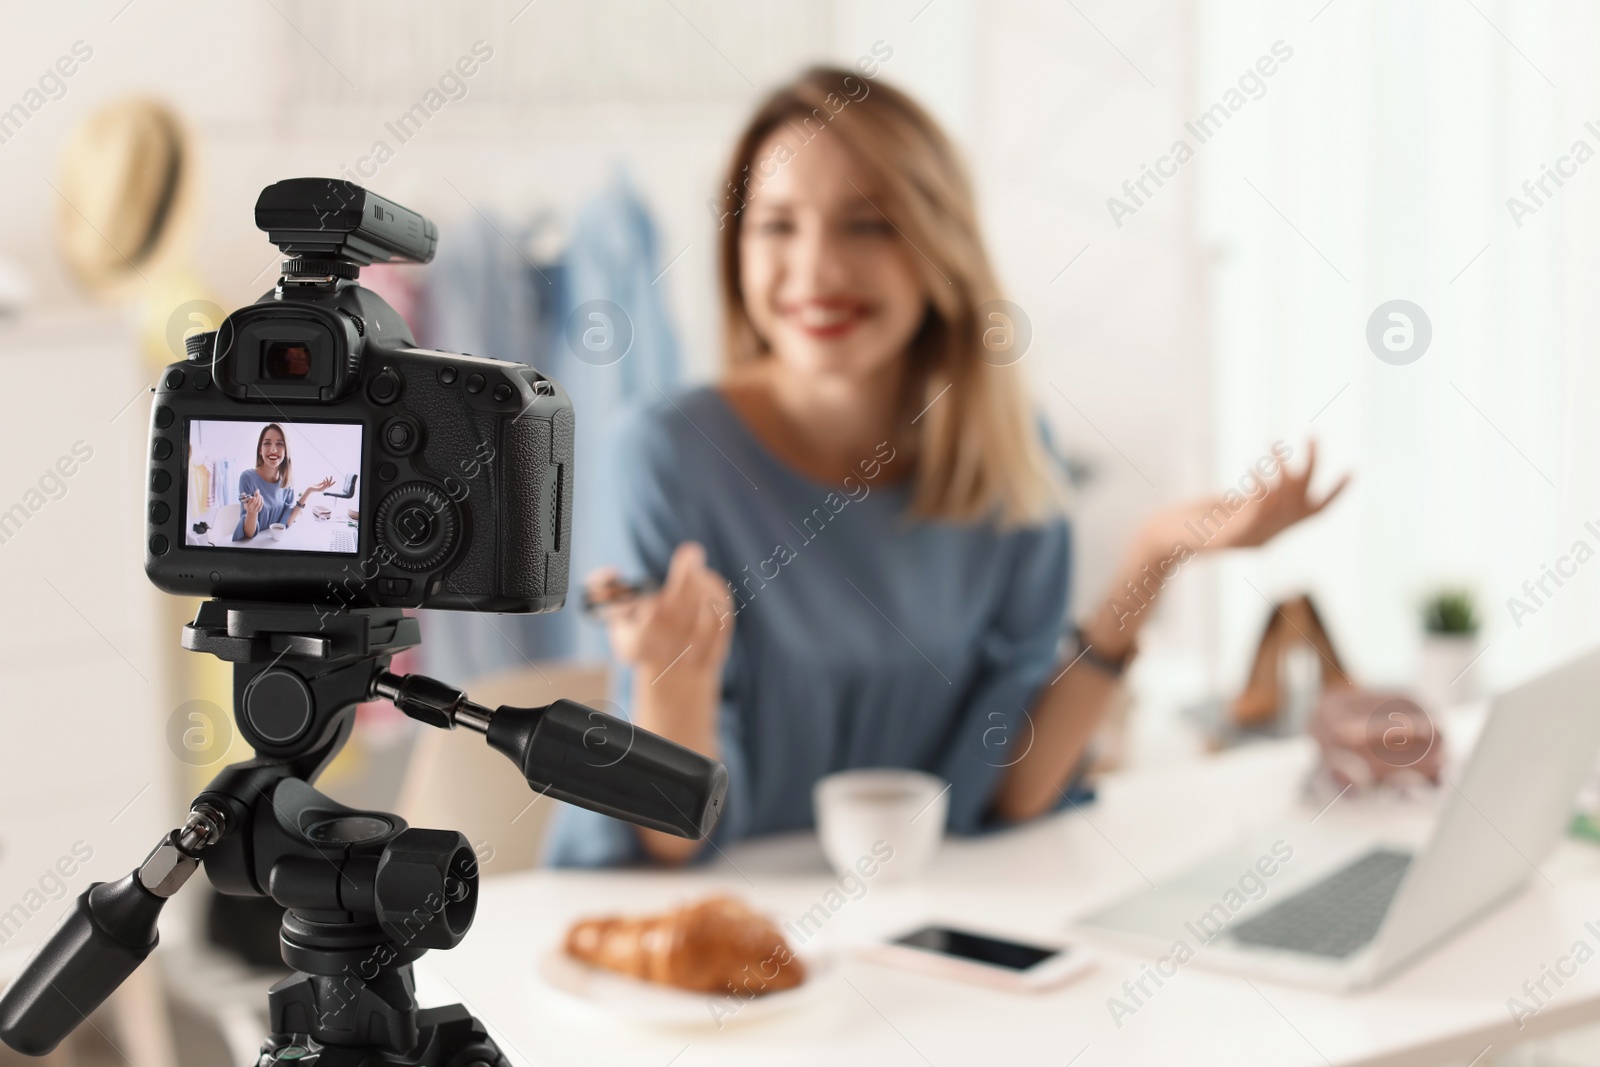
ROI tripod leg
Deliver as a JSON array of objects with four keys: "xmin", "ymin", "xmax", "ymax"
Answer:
[
  {"xmin": 412, "ymin": 1004, "xmax": 509, "ymax": 1067},
  {"xmin": 255, "ymin": 1004, "xmax": 510, "ymax": 1066}
]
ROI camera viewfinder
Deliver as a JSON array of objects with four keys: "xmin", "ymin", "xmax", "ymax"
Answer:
[{"xmin": 263, "ymin": 341, "xmax": 314, "ymax": 380}]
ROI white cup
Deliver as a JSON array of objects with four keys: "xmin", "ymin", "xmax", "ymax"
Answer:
[
  {"xmin": 813, "ymin": 769, "xmax": 948, "ymax": 884},
  {"xmin": 269, "ymin": 523, "xmax": 286, "ymax": 541}
]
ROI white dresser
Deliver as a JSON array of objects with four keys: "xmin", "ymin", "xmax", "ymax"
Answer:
[{"xmin": 0, "ymin": 308, "xmax": 171, "ymax": 963}]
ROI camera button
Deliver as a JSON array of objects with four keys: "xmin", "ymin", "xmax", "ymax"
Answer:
[
  {"xmin": 378, "ymin": 462, "xmax": 398, "ymax": 482},
  {"xmin": 380, "ymin": 578, "xmax": 412, "ymax": 596},
  {"xmin": 153, "ymin": 407, "xmax": 174, "ymax": 429},
  {"xmin": 151, "ymin": 470, "xmax": 172, "ymax": 493},
  {"xmin": 396, "ymin": 506, "xmax": 434, "ymax": 546},
  {"xmin": 150, "ymin": 502, "xmax": 170, "ymax": 524},
  {"xmin": 367, "ymin": 367, "xmax": 403, "ymax": 404},
  {"xmin": 465, "ymin": 373, "xmax": 486, "ymax": 394},
  {"xmin": 148, "ymin": 534, "xmax": 169, "ymax": 555},
  {"xmin": 243, "ymin": 669, "xmax": 313, "ymax": 746},
  {"xmin": 492, "ymin": 383, "xmax": 513, "ymax": 403},
  {"xmin": 376, "ymin": 483, "xmax": 459, "ymax": 571},
  {"xmin": 382, "ymin": 418, "xmax": 419, "ymax": 455},
  {"xmin": 152, "ymin": 438, "xmax": 173, "ymax": 460},
  {"xmin": 193, "ymin": 371, "xmax": 211, "ymax": 390},
  {"xmin": 163, "ymin": 369, "xmax": 185, "ymax": 390},
  {"xmin": 438, "ymin": 367, "xmax": 458, "ymax": 385}
]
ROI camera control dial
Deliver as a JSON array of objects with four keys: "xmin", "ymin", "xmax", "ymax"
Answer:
[{"xmin": 375, "ymin": 483, "xmax": 459, "ymax": 571}]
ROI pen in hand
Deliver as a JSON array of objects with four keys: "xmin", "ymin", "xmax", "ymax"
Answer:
[{"xmin": 581, "ymin": 576, "xmax": 662, "ymax": 616}]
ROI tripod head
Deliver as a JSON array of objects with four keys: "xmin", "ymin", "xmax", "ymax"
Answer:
[{"xmin": 0, "ymin": 601, "xmax": 727, "ymax": 1062}]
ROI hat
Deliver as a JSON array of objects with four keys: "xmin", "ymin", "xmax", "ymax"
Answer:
[{"xmin": 56, "ymin": 97, "xmax": 185, "ymax": 294}]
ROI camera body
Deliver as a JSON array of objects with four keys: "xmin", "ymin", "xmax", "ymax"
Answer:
[{"xmin": 145, "ymin": 178, "xmax": 574, "ymax": 613}]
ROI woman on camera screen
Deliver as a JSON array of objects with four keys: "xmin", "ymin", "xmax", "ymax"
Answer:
[
  {"xmin": 232, "ymin": 423, "xmax": 334, "ymax": 541},
  {"xmin": 550, "ymin": 67, "xmax": 1344, "ymax": 866}
]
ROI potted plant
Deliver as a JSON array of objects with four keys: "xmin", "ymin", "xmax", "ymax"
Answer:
[{"xmin": 1418, "ymin": 588, "xmax": 1481, "ymax": 713}]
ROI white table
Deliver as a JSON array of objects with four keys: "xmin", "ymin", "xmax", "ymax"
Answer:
[
  {"xmin": 416, "ymin": 736, "xmax": 1600, "ymax": 1067},
  {"xmin": 204, "ymin": 511, "xmax": 356, "ymax": 552}
]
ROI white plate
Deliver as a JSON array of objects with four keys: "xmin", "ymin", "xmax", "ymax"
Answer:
[{"xmin": 535, "ymin": 942, "xmax": 838, "ymax": 1029}]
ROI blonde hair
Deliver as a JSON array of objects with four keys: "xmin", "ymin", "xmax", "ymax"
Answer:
[{"xmin": 716, "ymin": 67, "xmax": 1063, "ymax": 525}]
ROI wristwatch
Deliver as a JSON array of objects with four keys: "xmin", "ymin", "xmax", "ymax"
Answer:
[{"xmin": 1070, "ymin": 625, "xmax": 1137, "ymax": 679}]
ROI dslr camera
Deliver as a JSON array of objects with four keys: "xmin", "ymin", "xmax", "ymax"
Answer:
[
  {"xmin": 146, "ymin": 178, "xmax": 573, "ymax": 613},
  {"xmin": 0, "ymin": 178, "xmax": 725, "ymax": 1067}
]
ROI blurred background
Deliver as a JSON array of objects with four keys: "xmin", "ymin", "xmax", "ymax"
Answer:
[{"xmin": 2, "ymin": 0, "xmax": 1598, "ymax": 1063}]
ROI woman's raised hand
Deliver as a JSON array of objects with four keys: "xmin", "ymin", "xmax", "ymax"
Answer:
[
  {"xmin": 588, "ymin": 542, "xmax": 735, "ymax": 682},
  {"xmin": 1143, "ymin": 439, "xmax": 1350, "ymax": 557}
]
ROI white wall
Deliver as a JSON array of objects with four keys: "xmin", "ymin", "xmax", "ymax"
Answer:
[
  {"xmin": 4, "ymin": 0, "xmax": 1589, "ymax": 786},
  {"xmin": 1198, "ymin": 0, "xmax": 1600, "ymax": 695},
  {"xmin": 0, "ymin": 0, "xmax": 1222, "ymax": 785},
  {"xmin": 0, "ymin": 0, "xmax": 1210, "ymax": 670}
]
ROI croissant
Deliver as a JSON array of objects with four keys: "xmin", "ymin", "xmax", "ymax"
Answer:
[{"xmin": 564, "ymin": 895, "xmax": 807, "ymax": 995}]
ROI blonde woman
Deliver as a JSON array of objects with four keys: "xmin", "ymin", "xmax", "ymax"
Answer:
[
  {"xmin": 233, "ymin": 423, "xmax": 334, "ymax": 540},
  {"xmin": 551, "ymin": 69, "xmax": 1345, "ymax": 866}
]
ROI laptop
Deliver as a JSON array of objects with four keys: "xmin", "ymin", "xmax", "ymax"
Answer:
[{"xmin": 1073, "ymin": 647, "xmax": 1600, "ymax": 990}]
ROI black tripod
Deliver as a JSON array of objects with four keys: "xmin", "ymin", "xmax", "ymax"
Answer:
[{"xmin": 0, "ymin": 601, "xmax": 726, "ymax": 1065}]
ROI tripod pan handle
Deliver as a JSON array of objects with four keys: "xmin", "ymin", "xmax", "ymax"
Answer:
[
  {"xmin": 486, "ymin": 699, "xmax": 729, "ymax": 840},
  {"xmin": 0, "ymin": 873, "xmax": 163, "ymax": 1055}
]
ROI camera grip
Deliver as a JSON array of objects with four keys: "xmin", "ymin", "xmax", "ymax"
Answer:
[
  {"xmin": 485, "ymin": 700, "xmax": 728, "ymax": 840},
  {"xmin": 0, "ymin": 874, "xmax": 162, "ymax": 1055}
]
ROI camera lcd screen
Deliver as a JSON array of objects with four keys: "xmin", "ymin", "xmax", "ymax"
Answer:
[
  {"xmin": 891, "ymin": 926, "xmax": 1061, "ymax": 971},
  {"xmin": 184, "ymin": 419, "xmax": 362, "ymax": 553}
]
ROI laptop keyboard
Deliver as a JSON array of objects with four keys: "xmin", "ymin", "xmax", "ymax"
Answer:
[
  {"xmin": 1229, "ymin": 848, "xmax": 1413, "ymax": 959},
  {"xmin": 329, "ymin": 527, "xmax": 357, "ymax": 553}
]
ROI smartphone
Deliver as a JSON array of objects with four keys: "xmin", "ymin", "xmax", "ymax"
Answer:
[{"xmin": 860, "ymin": 924, "xmax": 1094, "ymax": 992}]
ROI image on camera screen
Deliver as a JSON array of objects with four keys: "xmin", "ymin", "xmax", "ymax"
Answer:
[{"xmin": 184, "ymin": 419, "xmax": 362, "ymax": 553}]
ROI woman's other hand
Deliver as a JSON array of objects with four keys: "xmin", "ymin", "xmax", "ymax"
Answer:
[
  {"xmin": 1308, "ymin": 689, "xmax": 1444, "ymax": 788},
  {"xmin": 303, "ymin": 476, "xmax": 336, "ymax": 500},
  {"xmin": 241, "ymin": 489, "xmax": 266, "ymax": 538},
  {"xmin": 589, "ymin": 542, "xmax": 734, "ymax": 682},
  {"xmin": 1143, "ymin": 439, "xmax": 1350, "ymax": 556},
  {"xmin": 589, "ymin": 542, "xmax": 733, "ymax": 864}
]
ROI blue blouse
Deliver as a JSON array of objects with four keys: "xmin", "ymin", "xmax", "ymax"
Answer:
[
  {"xmin": 546, "ymin": 387, "xmax": 1072, "ymax": 866},
  {"xmin": 232, "ymin": 469, "xmax": 297, "ymax": 541}
]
